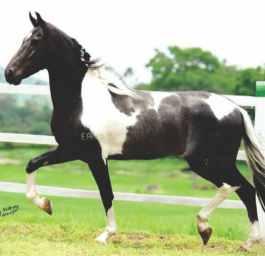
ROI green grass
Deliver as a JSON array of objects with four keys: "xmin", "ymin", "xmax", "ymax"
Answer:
[
  {"xmin": 0, "ymin": 145, "xmax": 262, "ymax": 255},
  {"xmin": 1, "ymin": 192, "xmax": 264, "ymax": 256}
]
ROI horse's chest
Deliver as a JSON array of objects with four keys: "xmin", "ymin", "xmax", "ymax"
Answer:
[{"xmin": 51, "ymin": 113, "xmax": 80, "ymax": 144}]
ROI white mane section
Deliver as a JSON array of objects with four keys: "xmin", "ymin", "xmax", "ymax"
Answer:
[{"xmin": 86, "ymin": 63, "xmax": 139, "ymax": 99}]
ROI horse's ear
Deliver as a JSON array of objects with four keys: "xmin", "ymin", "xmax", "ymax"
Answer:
[
  {"xmin": 35, "ymin": 12, "xmax": 46, "ymax": 27},
  {"xmin": 29, "ymin": 12, "xmax": 38, "ymax": 27},
  {"xmin": 29, "ymin": 12, "xmax": 46, "ymax": 28}
]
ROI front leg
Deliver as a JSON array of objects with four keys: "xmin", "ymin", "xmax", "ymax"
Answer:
[
  {"xmin": 26, "ymin": 146, "xmax": 78, "ymax": 214},
  {"xmin": 26, "ymin": 146, "xmax": 77, "ymax": 173},
  {"xmin": 88, "ymin": 160, "xmax": 117, "ymax": 244}
]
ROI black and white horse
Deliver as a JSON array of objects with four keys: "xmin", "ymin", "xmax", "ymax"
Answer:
[{"xmin": 5, "ymin": 13, "xmax": 265, "ymax": 249}]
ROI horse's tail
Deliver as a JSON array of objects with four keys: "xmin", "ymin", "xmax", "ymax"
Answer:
[{"xmin": 240, "ymin": 107, "xmax": 265, "ymax": 236}]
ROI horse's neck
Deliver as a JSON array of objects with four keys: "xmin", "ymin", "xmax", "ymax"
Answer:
[{"xmin": 48, "ymin": 67, "xmax": 84, "ymax": 113}]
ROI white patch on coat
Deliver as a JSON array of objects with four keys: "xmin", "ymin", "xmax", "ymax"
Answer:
[
  {"xmin": 150, "ymin": 91, "xmax": 173, "ymax": 112},
  {"xmin": 205, "ymin": 94, "xmax": 237, "ymax": 120},
  {"xmin": 80, "ymin": 71, "xmax": 139, "ymax": 159}
]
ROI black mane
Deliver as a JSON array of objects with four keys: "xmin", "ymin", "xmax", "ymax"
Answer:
[{"xmin": 71, "ymin": 38, "xmax": 100, "ymax": 70}]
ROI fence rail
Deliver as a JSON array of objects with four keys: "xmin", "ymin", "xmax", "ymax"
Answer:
[{"xmin": 0, "ymin": 181, "xmax": 244, "ymax": 209}]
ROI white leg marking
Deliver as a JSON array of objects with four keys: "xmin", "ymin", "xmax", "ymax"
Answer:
[
  {"xmin": 26, "ymin": 172, "xmax": 37, "ymax": 199},
  {"xmin": 250, "ymin": 221, "xmax": 261, "ymax": 241},
  {"xmin": 256, "ymin": 193, "xmax": 265, "ymax": 240},
  {"xmin": 238, "ymin": 192, "xmax": 265, "ymax": 252},
  {"xmin": 241, "ymin": 221, "xmax": 263, "ymax": 251},
  {"xmin": 96, "ymin": 206, "xmax": 117, "ymax": 244},
  {"xmin": 26, "ymin": 173, "xmax": 52, "ymax": 214},
  {"xmin": 26, "ymin": 172, "xmax": 44, "ymax": 208},
  {"xmin": 197, "ymin": 183, "xmax": 239, "ymax": 232},
  {"xmin": 242, "ymin": 196, "xmax": 265, "ymax": 250}
]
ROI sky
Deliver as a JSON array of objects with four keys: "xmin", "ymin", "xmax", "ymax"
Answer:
[{"xmin": 1, "ymin": 0, "xmax": 265, "ymax": 84}]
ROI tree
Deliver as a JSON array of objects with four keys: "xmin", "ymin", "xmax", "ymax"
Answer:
[
  {"xmin": 143, "ymin": 46, "xmax": 265, "ymax": 95},
  {"xmin": 235, "ymin": 68, "xmax": 265, "ymax": 96}
]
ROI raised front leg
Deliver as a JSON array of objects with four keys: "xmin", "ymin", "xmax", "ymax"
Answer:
[
  {"xmin": 26, "ymin": 146, "xmax": 77, "ymax": 173},
  {"xmin": 88, "ymin": 160, "xmax": 117, "ymax": 244},
  {"xmin": 26, "ymin": 146, "xmax": 78, "ymax": 215}
]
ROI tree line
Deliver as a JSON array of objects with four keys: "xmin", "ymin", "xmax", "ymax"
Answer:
[{"xmin": 138, "ymin": 46, "xmax": 265, "ymax": 95}]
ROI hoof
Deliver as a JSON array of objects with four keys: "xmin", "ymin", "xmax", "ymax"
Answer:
[
  {"xmin": 240, "ymin": 238, "xmax": 264, "ymax": 251},
  {"xmin": 42, "ymin": 198, "xmax": 52, "ymax": 215},
  {"xmin": 95, "ymin": 236, "xmax": 107, "ymax": 245},
  {"xmin": 95, "ymin": 229, "xmax": 116, "ymax": 245},
  {"xmin": 95, "ymin": 231, "xmax": 108, "ymax": 245},
  {"xmin": 198, "ymin": 227, "xmax": 213, "ymax": 245}
]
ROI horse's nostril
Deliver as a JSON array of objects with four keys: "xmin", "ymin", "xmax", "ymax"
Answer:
[
  {"xmin": 6, "ymin": 68, "xmax": 12, "ymax": 76},
  {"xmin": 5, "ymin": 68, "xmax": 14, "ymax": 80}
]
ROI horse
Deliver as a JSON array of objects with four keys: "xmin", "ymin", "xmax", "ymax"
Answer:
[{"xmin": 5, "ymin": 12, "xmax": 265, "ymax": 250}]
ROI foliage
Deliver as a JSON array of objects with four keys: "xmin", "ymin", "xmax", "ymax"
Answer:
[
  {"xmin": 0, "ymin": 95, "xmax": 51, "ymax": 135},
  {"xmin": 0, "ymin": 65, "xmax": 49, "ymax": 135},
  {"xmin": 143, "ymin": 46, "xmax": 265, "ymax": 95}
]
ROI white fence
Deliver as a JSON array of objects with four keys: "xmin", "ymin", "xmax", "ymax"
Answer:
[{"xmin": 0, "ymin": 83, "xmax": 264, "ymax": 208}]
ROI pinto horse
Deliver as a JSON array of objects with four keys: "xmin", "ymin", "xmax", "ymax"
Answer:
[{"xmin": 5, "ymin": 13, "xmax": 265, "ymax": 249}]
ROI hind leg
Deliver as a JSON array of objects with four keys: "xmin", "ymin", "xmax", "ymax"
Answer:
[
  {"xmin": 197, "ymin": 183, "xmax": 239, "ymax": 245},
  {"xmin": 188, "ymin": 154, "xmax": 261, "ymax": 249},
  {"xmin": 208, "ymin": 163, "xmax": 261, "ymax": 250},
  {"xmin": 222, "ymin": 166, "xmax": 261, "ymax": 251},
  {"xmin": 187, "ymin": 156, "xmax": 239, "ymax": 245}
]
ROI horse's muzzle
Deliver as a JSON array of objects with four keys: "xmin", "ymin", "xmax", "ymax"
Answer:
[{"xmin": 5, "ymin": 68, "xmax": 22, "ymax": 85}]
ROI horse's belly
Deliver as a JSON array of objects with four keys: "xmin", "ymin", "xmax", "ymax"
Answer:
[{"xmin": 119, "ymin": 130, "xmax": 185, "ymax": 159}]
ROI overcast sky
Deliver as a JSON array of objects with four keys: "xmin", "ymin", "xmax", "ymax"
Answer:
[{"xmin": 1, "ymin": 0, "xmax": 265, "ymax": 83}]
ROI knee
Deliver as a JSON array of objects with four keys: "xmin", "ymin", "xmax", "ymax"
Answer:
[{"xmin": 26, "ymin": 159, "xmax": 38, "ymax": 173}]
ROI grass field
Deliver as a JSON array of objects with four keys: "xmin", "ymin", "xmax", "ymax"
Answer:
[{"xmin": 0, "ymin": 145, "xmax": 264, "ymax": 255}]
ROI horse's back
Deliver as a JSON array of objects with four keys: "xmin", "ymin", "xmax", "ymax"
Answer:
[
  {"xmin": 114, "ymin": 90, "xmax": 242, "ymax": 160},
  {"xmin": 111, "ymin": 90, "xmax": 211, "ymax": 159}
]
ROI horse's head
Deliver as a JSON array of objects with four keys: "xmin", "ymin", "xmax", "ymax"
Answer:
[
  {"xmin": 5, "ymin": 12, "xmax": 94, "ymax": 86},
  {"xmin": 5, "ymin": 12, "xmax": 50, "ymax": 85}
]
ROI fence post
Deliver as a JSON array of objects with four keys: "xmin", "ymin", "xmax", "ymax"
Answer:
[{"xmin": 255, "ymin": 81, "xmax": 265, "ymax": 152}]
